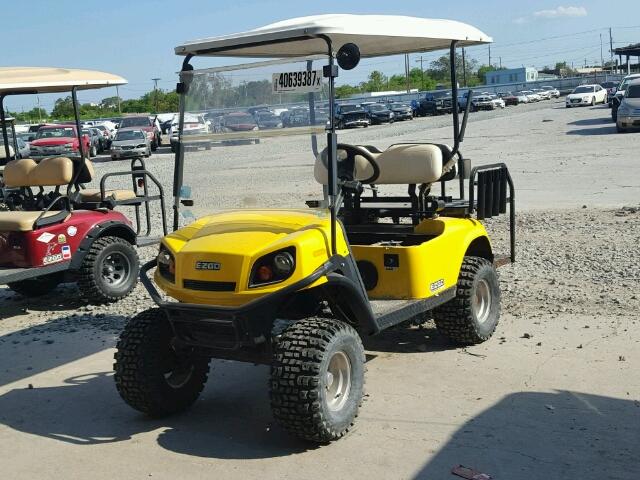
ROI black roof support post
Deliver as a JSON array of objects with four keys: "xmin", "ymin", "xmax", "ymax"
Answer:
[
  {"xmin": 172, "ymin": 54, "xmax": 193, "ymax": 232},
  {"xmin": 0, "ymin": 95, "xmax": 11, "ymax": 164},
  {"xmin": 449, "ymin": 40, "xmax": 460, "ymax": 158}
]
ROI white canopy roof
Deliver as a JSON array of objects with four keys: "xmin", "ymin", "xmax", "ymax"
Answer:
[
  {"xmin": 0, "ymin": 67, "xmax": 127, "ymax": 95},
  {"xmin": 175, "ymin": 14, "xmax": 492, "ymax": 58}
]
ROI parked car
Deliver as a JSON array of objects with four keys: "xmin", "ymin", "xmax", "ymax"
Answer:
[
  {"xmin": 485, "ymin": 93, "xmax": 505, "ymax": 109},
  {"xmin": 118, "ymin": 116, "xmax": 159, "ymax": 151},
  {"xmin": 312, "ymin": 108, "xmax": 330, "ymax": 125},
  {"xmin": 531, "ymin": 88, "xmax": 552, "ymax": 100},
  {"xmin": 611, "ymin": 74, "xmax": 640, "ymax": 120},
  {"xmin": 565, "ymin": 84, "xmax": 607, "ymax": 107},
  {"xmin": 82, "ymin": 128, "xmax": 102, "ymax": 157},
  {"xmin": 418, "ymin": 91, "xmax": 456, "ymax": 116},
  {"xmin": 471, "ymin": 94, "xmax": 495, "ymax": 111},
  {"xmin": 334, "ymin": 104, "xmax": 369, "ymax": 129},
  {"xmin": 541, "ymin": 86, "xmax": 560, "ymax": 98},
  {"xmin": 218, "ymin": 112, "xmax": 260, "ymax": 145},
  {"xmin": 29, "ymin": 124, "xmax": 90, "ymax": 160},
  {"xmin": 616, "ymin": 79, "xmax": 640, "ymax": 133},
  {"xmin": 254, "ymin": 110, "xmax": 283, "ymax": 129},
  {"xmin": 110, "ymin": 128, "xmax": 151, "ymax": 160},
  {"xmin": 500, "ymin": 92, "xmax": 527, "ymax": 106},
  {"xmin": 281, "ymin": 107, "xmax": 311, "ymax": 127},
  {"xmin": 520, "ymin": 90, "xmax": 541, "ymax": 102},
  {"xmin": 0, "ymin": 136, "xmax": 29, "ymax": 159},
  {"xmin": 386, "ymin": 102, "xmax": 413, "ymax": 120},
  {"xmin": 363, "ymin": 103, "xmax": 394, "ymax": 124},
  {"xmin": 93, "ymin": 124, "xmax": 112, "ymax": 148},
  {"xmin": 169, "ymin": 113, "xmax": 210, "ymax": 152}
]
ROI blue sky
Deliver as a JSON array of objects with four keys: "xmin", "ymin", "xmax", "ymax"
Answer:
[{"xmin": 3, "ymin": 0, "xmax": 640, "ymax": 112}]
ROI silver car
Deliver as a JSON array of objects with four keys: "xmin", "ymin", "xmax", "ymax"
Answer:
[
  {"xmin": 110, "ymin": 128, "xmax": 151, "ymax": 160},
  {"xmin": 616, "ymin": 79, "xmax": 640, "ymax": 133}
]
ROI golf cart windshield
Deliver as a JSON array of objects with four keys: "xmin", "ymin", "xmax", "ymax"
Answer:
[{"xmin": 177, "ymin": 57, "xmax": 330, "ymax": 222}]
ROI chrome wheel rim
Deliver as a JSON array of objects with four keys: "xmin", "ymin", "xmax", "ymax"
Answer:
[
  {"xmin": 101, "ymin": 252, "xmax": 131, "ymax": 287},
  {"xmin": 325, "ymin": 351, "xmax": 351, "ymax": 412},
  {"xmin": 473, "ymin": 279, "xmax": 492, "ymax": 325}
]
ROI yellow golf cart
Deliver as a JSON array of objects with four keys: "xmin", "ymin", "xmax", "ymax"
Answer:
[{"xmin": 114, "ymin": 14, "xmax": 515, "ymax": 443}]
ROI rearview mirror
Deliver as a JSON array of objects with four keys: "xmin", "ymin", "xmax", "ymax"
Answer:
[{"xmin": 337, "ymin": 43, "xmax": 361, "ymax": 71}]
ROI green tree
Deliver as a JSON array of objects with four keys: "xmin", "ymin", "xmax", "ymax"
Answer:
[{"xmin": 51, "ymin": 96, "xmax": 75, "ymax": 118}]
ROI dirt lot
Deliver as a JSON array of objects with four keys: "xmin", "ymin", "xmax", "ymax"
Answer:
[{"xmin": 1, "ymin": 100, "xmax": 639, "ymax": 480}]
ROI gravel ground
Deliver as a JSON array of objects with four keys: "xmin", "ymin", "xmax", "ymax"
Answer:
[{"xmin": 0, "ymin": 99, "xmax": 639, "ymax": 480}]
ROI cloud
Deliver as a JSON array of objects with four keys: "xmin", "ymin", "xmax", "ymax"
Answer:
[
  {"xmin": 533, "ymin": 6, "xmax": 588, "ymax": 19},
  {"xmin": 513, "ymin": 17, "xmax": 528, "ymax": 25}
]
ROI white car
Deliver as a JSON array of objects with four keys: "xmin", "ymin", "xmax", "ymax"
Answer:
[
  {"xmin": 565, "ymin": 84, "xmax": 607, "ymax": 107},
  {"xmin": 532, "ymin": 88, "xmax": 552, "ymax": 100},
  {"xmin": 520, "ymin": 90, "xmax": 541, "ymax": 102},
  {"xmin": 169, "ymin": 113, "xmax": 210, "ymax": 152},
  {"xmin": 541, "ymin": 86, "xmax": 560, "ymax": 98},
  {"xmin": 488, "ymin": 95, "xmax": 505, "ymax": 109}
]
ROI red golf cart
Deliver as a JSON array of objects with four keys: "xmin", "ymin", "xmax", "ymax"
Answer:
[{"xmin": 0, "ymin": 67, "xmax": 167, "ymax": 302}]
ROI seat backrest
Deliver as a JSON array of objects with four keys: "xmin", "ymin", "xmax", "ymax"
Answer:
[
  {"xmin": 3, "ymin": 157, "xmax": 73, "ymax": 187},
  {"xmin": 314, "ymin": 143, "xmax": 444, "ymax": 185}
]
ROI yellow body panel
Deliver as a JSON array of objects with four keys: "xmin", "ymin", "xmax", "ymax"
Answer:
[
  {"xmin": 155, "ymin": 209, "xmax": 350, "ymax": 306},
  {"xmin": 351, "ymin": 217, "xmax": 490, "ymax": 300},
  {"xmin": 155, "ymin": 209, "xmax": 490, "ymax": 306}
]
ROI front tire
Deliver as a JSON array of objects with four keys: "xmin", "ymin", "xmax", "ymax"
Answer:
[
  {"xmin": 77, "ymin": 236, "xmax": 139, "ymax": 304},
  {"xmin": 433, "ymin": 256, "xmax": 500, "ymax": 345},
  {"xmin": 270, "ymin": 318, "xmax": 365, "ymax": 443},
  {"xmin": 114, "ymin": 308, "xmax": 210, "ymax": 416}
]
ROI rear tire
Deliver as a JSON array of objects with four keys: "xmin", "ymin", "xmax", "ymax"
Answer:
[
  {"xmin": 433, "ymin": 256, "xmax": 500, "ymax": 345},
  {"xmin": 114, "ymin": 308, "xmax": 210, "ymax": 416},
  {"xmin": 77, "ymin": 236, "xmax": 139, "ymax": 304},
  {"xmin": 270, "ymin": 318, "xmax": 365, "ymax": 443},
  {"xmin": 90, "ymin": 145, "xmax": 97, "ymax": 157},
  {"xmin": 617, "ymin": 124, "xmax": 626, "ymax": 133},
  {"xmin": 8, "ymin": 272, "xmax": 63, "ymax": 297}
]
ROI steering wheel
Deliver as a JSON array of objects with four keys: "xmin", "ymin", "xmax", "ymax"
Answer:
[{"xmin": 334, "ymin": 143, "xmax": 380, "ymax": 184}]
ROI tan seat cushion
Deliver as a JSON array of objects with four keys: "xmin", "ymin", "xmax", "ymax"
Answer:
[
  {"xmin": 79, "ymin": 189, "xmax": 137, "ymax": 202},
  {"xmin": 0, "ymin": 211, "xmax": 68, "ymax": 232},
  {"xmin": 3, "ymin": 157, "xmax": 73, "ymax": 187},
  {"xmin": 315, "ymin": 143, "xmax": 444, "ymax": 185}
]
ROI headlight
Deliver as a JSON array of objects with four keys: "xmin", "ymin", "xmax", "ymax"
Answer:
[
  {"xmin": 252, "ymin": 126, "xmax": 259, "ymax": 131},
  {"xmin": 249, "ymin": 247, "xmax": 295, "ymax": 287},
  {"xmin": 157, "ymin": 245, "xmax": 175, "ymax": 282},
  {"xmin": 136, "ymin": 144, "xmax": 146, "ymax": 148},
  {"xmin": 112, "ymin": 146, "xmax": 121, "ymax": 150},
  {"xmin": 583, "ymin": 96, "xmax": 590, "ymax": 101},
  {"xmin": 65, "ymin": 143, "xmax": 74, "ymax": 148},
  {"xmin": 389, "ymin": 112, "xmax": 394, "ymax": 118}
]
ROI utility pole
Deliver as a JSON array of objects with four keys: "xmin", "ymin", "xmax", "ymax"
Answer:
[
  {"xmin": 462, "ymin": 48, "xmax": 467, "ymax": 87},
  {"xmin": 499, "ymin": 56, "xmax": 502, "ymax": 69},
  {"xmin": 115, "ymin": 85, "xmax": 121, "ymax": 114},
  {"xmin": 415, "ymin": 56, "xmax": 425, "ymax": 91},
  {"xmin": 36, "ymin": 96, "xmax": 42, "ymax": 122},
  {"xmin": 404, "ymin": 54, "xmax": 410, "ymax": 93},
  {"xmin": 609, "ymin": 27, "xmax": 614, "ymax": 73},
  {"xmin": 488, "ymin": 44, "xmax": 491, "ymax": 67},
  {"xmin": 600, "ymin": 33, "xmax": 604, "ymax": 68},
  {"xmin": 151, "ymin": 78, "xmax": 161, "ymax": 113}
]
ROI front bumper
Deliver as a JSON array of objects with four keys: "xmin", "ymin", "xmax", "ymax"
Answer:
[
  {"xmin": 617, "ymin": 115, "xmax": 640, "ymax": 128},
  {"xmin": 140, "ymin": 256, "xmax": 342, "ymax": 352},
  {"xmin": 566, "ymin": 98, "xmax": 591, "ymax": 107},
  {"xmin": 31, "ymin": 150, "xmax": 80, "ymax": 159},
  {"xmin": 342, "ymin": 119, "xmax": 369, "ymax": 128},
  {"xmin": 111, "ymin": 147, "xmax": 147, "ymax": 159}
]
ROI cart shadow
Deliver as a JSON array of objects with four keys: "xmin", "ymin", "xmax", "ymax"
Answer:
[
  {"xmin": 568, "ymin": 117, "xmax": 613, "ymax": 126},
  {"xmin": 0, "ymin": 364, "xmax": 310, "ymax": 459},
  {"xmin": 0, "ymin": 313, "xmax": 127, "ymax": 387},
  {"xmin": 0, "ymin": 284, "xmax": 85, "ymax": 320},
  {"xmin": 412, "ymin": 390, "xmax": 640, "ymax": 480},
  {"xmin": 364, "ymin": 324, "xmax": 455, "ymax": 354},
  {"xmin": 566, "ymin": 125, "xmax": 617, "ymax": 136}
]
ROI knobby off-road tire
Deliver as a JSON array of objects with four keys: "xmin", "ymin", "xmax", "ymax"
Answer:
[
  {"xmin": 78, "ymin": 236, "xmax": 139, "ymax": 304},
  {"xmin": 433, "ymin": 256, "xmax": 500, "ymax": 345},
  {"xmin": 114, "ymin": 308, "xmax": 210, "ymax": 416},
  {"xmin": 270, "ymin": 318, "xmax": 365, "ymax": 443},
  {"xmin": 8, "ymin": 272, "xmax": 64, "ymax": 297}
]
